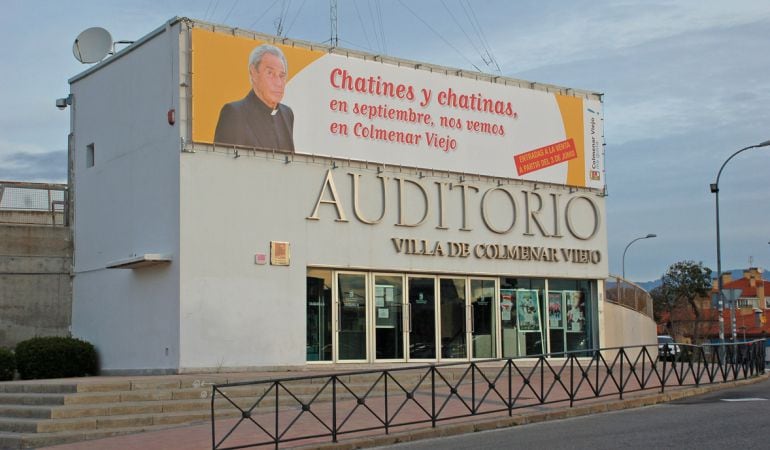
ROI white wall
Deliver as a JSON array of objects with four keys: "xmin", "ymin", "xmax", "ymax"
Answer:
[
  {"xmin": 70, "ymin": 23, "xmax": 182, "ymax": 373},
  {"xmin": 178, "ymin": 149, "xmax": 609, "ymax": 370}
]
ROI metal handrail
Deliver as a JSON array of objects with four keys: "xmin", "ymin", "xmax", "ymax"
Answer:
[
  {"xmin": 211, "ymin": 340, "xmax": 766, "ymax": 449},
  {"xmin": 605, "ymin": 275, "xmax": 654, "ymax": 319}
]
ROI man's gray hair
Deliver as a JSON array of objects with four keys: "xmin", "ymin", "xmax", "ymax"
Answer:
[{"xmin": 248, "ymin": 44, "xmax": 288, "ymax": 73}]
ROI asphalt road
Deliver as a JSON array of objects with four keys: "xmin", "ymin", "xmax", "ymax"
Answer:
[{"xmin": 383, "ymin": 378, "xmax": 770, "ymax": 449}]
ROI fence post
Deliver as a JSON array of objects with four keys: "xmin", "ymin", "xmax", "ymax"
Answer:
[
  {"xmin": 275, "ymin": 381, "xmax": 280, "ymax": 449},
  {"xmin": 540, "ymin": 356, "xmax": 545, "ymax": 403},
  {"xmin": 619, "ymin": 348, "xmax": 624, "ymax": 400},
  {"xmin": 332, "ymin": 376, "xmax": 337, "ymax": 443},
  {"xmin": 661, "ymin": 349, "xmax": 667, "ymax": 393},
  {"xmin": 568, "ymin": 355, "xmax": 575, "ymax": 408},
  {"xmin": 508, "ymin": 359, "xmax": 513, "ymax": 416},
  {"xmin": 431, "ymin": 366, "xmax": 436, "ymax": 428},
  {"xmin": 211, "ymin": 387, "xmax": 216, "ymax": 450},
  {"xmin": 384, "ymin": 371, "xmax": 389, "ymax": 434},
  {"xmin": 471, "ymin": 362, "xmax": 476, "ymax": 414}
]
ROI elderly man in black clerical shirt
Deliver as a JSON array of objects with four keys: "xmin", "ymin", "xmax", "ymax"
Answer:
[{"xmin": 214, "ymin": 44, "xmax": 295, "ymax": 152}]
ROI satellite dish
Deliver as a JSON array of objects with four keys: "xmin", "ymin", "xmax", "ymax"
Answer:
[{"xmin": 72, "ymin": 27, "xmax": 113, "ymax": 64}]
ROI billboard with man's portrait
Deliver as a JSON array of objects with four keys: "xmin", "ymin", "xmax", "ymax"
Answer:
[{"xmin": 190, "ymin": 28, "xmax": 605, "ymax": 189}]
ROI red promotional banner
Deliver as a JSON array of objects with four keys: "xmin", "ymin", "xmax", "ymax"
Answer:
[{"xmin": 514, "ymin": 139, "xmax": 577, "ymax": 176}]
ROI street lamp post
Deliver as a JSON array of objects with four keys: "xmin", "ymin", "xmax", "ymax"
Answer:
[
  {"xmin": 710, "ymin": 139, "xmax": 770, "ymax": 343},
  {"xmin": 622, "ymin": 234, "xmax": 657, "ymax": 280}
]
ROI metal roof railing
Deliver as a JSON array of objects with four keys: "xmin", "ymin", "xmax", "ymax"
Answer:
[{"xmin": 0, "ymin": 180, "xmax": 68, "ymax": 226}]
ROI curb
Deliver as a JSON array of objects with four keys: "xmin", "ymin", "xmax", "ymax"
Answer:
[{"xmin": 297, "ymin": 373, "xmax": 769, "ymax": 449}]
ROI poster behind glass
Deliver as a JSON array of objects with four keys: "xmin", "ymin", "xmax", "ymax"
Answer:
[
  {"xmin": 500, "ymin": 289, "xmax": 515, "ymax": 325},
  {"xmin": 515, "ymin": 289, "xmax": 541, "ymax": 332},
  {"xmin": 565, "ymin": 290, "xmax": 585, "ymax": 332},
  {"xmin": 547, "ymin": 292, "xmax": 563, "ymax": 329}
]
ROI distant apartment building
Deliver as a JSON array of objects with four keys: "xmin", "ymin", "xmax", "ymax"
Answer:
[{"xmin": 708, "ymin": 268, "xmax": 769, "ymax": 340}]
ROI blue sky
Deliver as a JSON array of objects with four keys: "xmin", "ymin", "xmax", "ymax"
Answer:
[{"xmin": 1, "ymin": 0, "xmax": 768, "ymax": 281}]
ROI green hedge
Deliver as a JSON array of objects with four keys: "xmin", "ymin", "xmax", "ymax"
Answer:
[
  {"xmin": 15, "ymin": 337, "xmax": 98, "ymax": 380},
  {"xmin": 0, "ymin": 348, "xmax": 14, "ymax": 381}
]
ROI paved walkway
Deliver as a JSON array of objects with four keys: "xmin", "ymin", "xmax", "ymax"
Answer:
[{"xmin": 35, "ymin": 366, "xmax": 768, "ymax": 450}]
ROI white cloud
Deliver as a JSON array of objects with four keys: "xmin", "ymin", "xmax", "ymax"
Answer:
[{"xmin": 0, "ymin": 138, "xmax": 53, "ymax": 157}]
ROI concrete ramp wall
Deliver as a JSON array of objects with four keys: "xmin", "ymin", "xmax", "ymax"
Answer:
[
  {"xmin": 0, "ymin": 224, "xmax": 72, "ymax": 348},
  {"xmin": 601, "ymin": 301, "xmax": 657, "ymax": 362}
]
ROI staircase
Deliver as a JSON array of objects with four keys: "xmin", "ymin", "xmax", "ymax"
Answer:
[
  {"xmin": 0, "ymin": 375, "xmax": 272, "ymax": 449},
  {"xmin": 0, "ymin": 368, "xmax": 459, "ymax": 449}
]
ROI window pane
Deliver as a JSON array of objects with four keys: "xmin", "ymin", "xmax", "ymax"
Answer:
[
  {"xmin": 338, "ymin": 273, "xmax": 367, "ymax": 360},
  {"xmin": 409, "ymin": 277, "xmax": 436, "ymax": 359},
  {"xmin": 374, "ymin": 275, "xmax": 404, "ymax": 360}
]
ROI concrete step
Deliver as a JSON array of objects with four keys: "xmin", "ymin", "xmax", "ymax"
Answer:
[
  {"xmin": 0, "ymin": 408, "xmax": 242, "ymax": 435},
  {"xmin": 0, "ymin": 383, "xmax": 77, "ymax": 395},
  {"xmin": 0, "ymin": 418, "xmax": 39, "ymax": 433},
  {"xmin": 0, "ymin": 405, "xmax": 51, "ymax": 419},
  {"xmin": 0, "ymin": 393, "xmax": 65, "ymax": 406},
  {"xmin": 0, "ymin": 416, "xmax": 96, "ymax": 434},
  {"xmin": 0, "ymin": 377, "xmax": 225, "ymax": 396}
]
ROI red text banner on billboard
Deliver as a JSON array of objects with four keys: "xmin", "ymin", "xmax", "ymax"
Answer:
[{"xmin": 191, "ymin": 29, "xmax": 604, "ymax": 189}]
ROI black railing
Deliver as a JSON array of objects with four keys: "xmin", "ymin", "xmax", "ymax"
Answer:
[{"xmin": 211, "ymin": 340, "xmax": 766, "ymax": 449}]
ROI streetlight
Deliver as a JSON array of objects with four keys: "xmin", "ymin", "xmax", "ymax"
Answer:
[
  {"xmin": 710, "ymin": 139, "xmax": 770, "ymax": 343},
  {"xmin": 622, "ymin": 234, "xmax": 657, "ymax": 280}
]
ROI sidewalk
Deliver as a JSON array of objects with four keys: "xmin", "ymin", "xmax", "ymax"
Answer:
[{"xmin": 37, "ymin": 371, "xmax": 769, "ymax": 450}]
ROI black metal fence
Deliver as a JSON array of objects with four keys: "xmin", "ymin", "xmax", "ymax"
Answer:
[{"xmin": 211, "ymin": 340, "xmax": 765, "ymax": 449}]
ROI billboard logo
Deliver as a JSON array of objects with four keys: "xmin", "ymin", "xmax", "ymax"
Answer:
[{"xmin": 590, "ymin": 170, "xmax": 600, "ymax": 181}]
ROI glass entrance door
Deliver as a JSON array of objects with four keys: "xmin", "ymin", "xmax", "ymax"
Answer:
[
  {"xmin": 439, "ymin": 278, "xmax": 467, "ymax": 359},
  {"xmin": 470, "ymin": 279, "xmax": 496, "ymax": 359},
  {"xmin": 373, "ymin": 274, "xmax": 404, "ymax": 360},
  {"xmin": 407, "ymin": 277, "xmax": 436, "ymax": 360},
  {"xmin": 306, "ymin": 269, "xmax": 333, "ymax": 362},
  {"xmin": 337, "ymin": 272, "xmax": 367, "ymax": 361}
]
